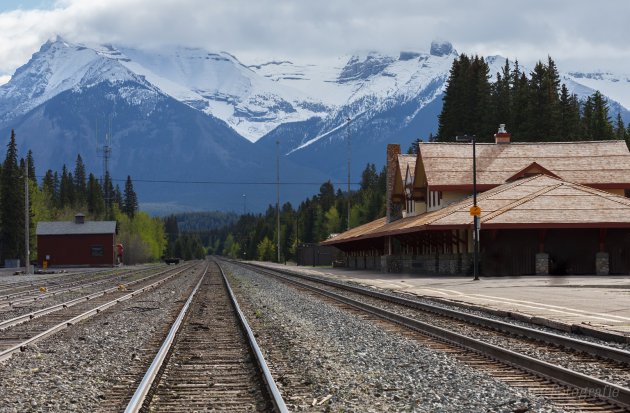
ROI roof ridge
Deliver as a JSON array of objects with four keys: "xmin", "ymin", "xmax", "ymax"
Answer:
[
  {"xmin": 481, "ymin": 183, "xmax": 563, "ymax": 224},
  {"xmin": 419, "ymin": 175, "xmax": 541, "ymax": 227},
  {"xmin": 558, "ymin": 179, "xmax": 630, "ymax": 207}
]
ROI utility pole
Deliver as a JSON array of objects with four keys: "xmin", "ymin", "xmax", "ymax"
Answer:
[
  {"xmin": 455, "ymin": 134, "xmax": 480, "ymax": 281},
  {"xmin": 24, "ymin": 157, "xmax": 30, "ymax": 275},
  {"xmin": 276, "ymin": 140, "xmax": 281, "ymax": 263},
  {"xmin": 98, "ymin": 118, "xmax": 112, "ymax": 217},
  {"xmin": 242, "ymin": 194, "xmax": 246, "ymax": 215},
  {"xmin": 346, "ymin": 116, "xmax": 351, "ymax": 231}
]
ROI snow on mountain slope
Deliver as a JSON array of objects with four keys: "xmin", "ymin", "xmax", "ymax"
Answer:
[
  {"xmin": 0, "ymin": 37, "xmax": 153, "ymax": 121},
  {"xmin": 252, "ymin": 44, "xmax": 458, "ymax": 151},
  {"xmin": 2, "ymin": 37, "xmax": 629, "ymax": 150},
  {"xmin": 103, "ymin": 45, "xmax": 330, "ymax": 142},
  {"xmin": 565, "ymin": 71, "xmax": 630, "ymax": 109}
]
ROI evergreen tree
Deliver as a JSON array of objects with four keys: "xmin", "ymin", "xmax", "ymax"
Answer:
[
  {"xmin": 123, "ymin": 175, "xmax": 138, "ymax": 218},
  {"xmin": 0, "ymin": 130, "xmax": 25, "ymax": 261},
  {"xmin": 73, "ymin": 154, "xmax": 87, "ymax": 207},
  {"xmin": 437, "ymin": 54, "xmax": 492, "ymax": 141},
  {"xmin": 437, "ymin": 54, "xmax": 470, "ymax": 140},
  {"xmin": 59, "ymin": 165, "xmax": 75, "ymax": 208},
  {"xmin": 42, "ymin": 170, "xmax": 55, "ymax": 199},
  {"xmin": 559, "ymin": 84, "xmax": 581, "ymax": 140},
  {"xmin": 26, "ymin": 150, "xmax": 36, "ymax": 184},
  {"xmin": 86, "ymin": 173, "xmax": 105, "ymax": 217},
  {"xmin": 524, "ymin": 59, "xmax": 561, "ymax": 140},
  {"xmin": 511, "ymin": 71, "xmax": 530, "ymax": 138},
  {"xmin": 589, "ymin": 91, "xmax": 614, "ymax": 139},
  {"xmin": 491, "ymin": 59, "xmax": 512, "ymax": 130},
  {"xmin": 317, "ymin": 181, "xmax": 335, "ymax": 213},
  {"xmin": 581, "ymin": 95, "xmax": 594, "ymax": 139},
  {"xmin": 406, "ymin": 138, "xmax": 422, "ymax": 154},
  {"xmin": 615, "ymin": 113, "xmax": 627, "ymax": 142},
  {"xmin": 113, "ymin": 184, "xmax": 123, "ymax": 210}
]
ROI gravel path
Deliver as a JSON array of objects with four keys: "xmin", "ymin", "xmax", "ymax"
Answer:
[
  {"xmin": 224, "ymin": 262, "xmax": 566, "ymax": 413},
  {"xmin": 0, "ymin": 264, "xmax": 201, "ymax": 412}
]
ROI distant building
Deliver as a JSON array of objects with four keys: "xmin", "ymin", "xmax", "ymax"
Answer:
[
  {"xmin": 36, "ymin": 214, "xmax": 117, "ymax": 267},
  {"xmin": 323, "ymin": 126, "xmax": 630, "ymax": 276}
]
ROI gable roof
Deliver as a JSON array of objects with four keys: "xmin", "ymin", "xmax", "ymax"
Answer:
[
  {"xmin": 417, "ymin": 140, "xmax": 630, "ymax": 190},
  {"xmin": 37, "ymin": 221, "xmax": 117, "ymax": 236},
  {"xmin": 392, "ymin": 154, "xmax": 416, "ymax": 200},
  {"xmin": 505, "ymin": 161, "xmax": 561, "ymax": 182},
  {"xmin": 323, "ymin": 174, "xmax": 630, "ymax": 245}
]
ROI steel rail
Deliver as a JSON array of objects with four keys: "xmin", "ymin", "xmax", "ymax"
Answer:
[
  {"xmin": 0, "ymin": 264, "xmax": 194, "ymax": 331},
  {"xmin": 124, "ymin": 264, "xmax": 208, "ymax": 413},
  {"xmin": 236, "ymin": 261, "xmax": 630, "ymax": 410},
  {"xmin": 0, "ymin": 263, "xmax": 195, "ymax": 362},
  {"xmin": 0, "ymin": 266, "xmax": 160, "ymax": 306},
  {"xmin": 243, "ymin": 262, "xmax": 630, "ymax": 365},
  {"xmin": 0, "ymin": 269, "xmax": 166, "ymax": 308},
  {"xmin": 217, "ymin": 261, "xmax": 289, "ymax": 413},
  {"xmin": 0, "ymin": 268, "xmax": 110, "ymax": 296}
]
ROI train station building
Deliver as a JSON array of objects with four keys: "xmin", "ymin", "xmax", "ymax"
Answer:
[
  {"xmin": 36, "ymin": 213, "xmax": 118, "ymax": 267},
  {"xmin": 322, "ymin": 127, "xmax": 630, "ymax": 276}
]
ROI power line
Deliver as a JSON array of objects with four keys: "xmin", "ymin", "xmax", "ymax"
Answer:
[
  {"xmin": 110, "ymin": 178, "xmax": 363, "ymax": 186},
  {"xmin": 31, "ymin": 175, "xmax": 362, "ymax": 186}
]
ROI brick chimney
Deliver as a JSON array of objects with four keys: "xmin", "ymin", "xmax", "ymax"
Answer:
[
  {"xmin": 386, "ymin": 144, "xmax": 401, "ymax": 223},
  {"xmin": 494, "ymin": 124, "xmax": 511, "ymax": 144}
]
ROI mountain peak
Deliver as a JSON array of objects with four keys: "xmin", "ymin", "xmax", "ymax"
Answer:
[
  {"xmin": 338, "ymin": 52, "xmax": 396, "ymax": 83},
  {"xmin": 430, "ymin": 40, "xmax": 454, "ymax": 57}
]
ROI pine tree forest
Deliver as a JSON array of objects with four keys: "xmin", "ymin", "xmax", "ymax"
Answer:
[
  {"xmin": 202, "ymin": 163, "xmax": 386, "ymax": 262},
  {"xmin": 1, "ymin": 129, "xmax": 166, "ymax": 266},
  {"xmin": 436, "ymin": 54, "xmax": 628, "ymax": 143}
]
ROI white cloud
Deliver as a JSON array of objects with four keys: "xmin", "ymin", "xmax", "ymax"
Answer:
[{"xmin": 0, "ymin": 0, "xmax": 629, "ymax": 78}]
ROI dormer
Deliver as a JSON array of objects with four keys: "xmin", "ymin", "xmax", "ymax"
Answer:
[{"xmin": 505, "ymin": 162, "xmax": 561, "ymax": 182}]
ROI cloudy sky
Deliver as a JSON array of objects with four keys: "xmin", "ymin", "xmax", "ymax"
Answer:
[{"xmin": 1, "ymin": 0, "xmax": 628, "ymax": 84}]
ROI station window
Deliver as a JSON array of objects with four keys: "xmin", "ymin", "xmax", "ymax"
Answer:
[{"xmin": 91, "ymin": 245, "xmax": 104, "ymax": 257}]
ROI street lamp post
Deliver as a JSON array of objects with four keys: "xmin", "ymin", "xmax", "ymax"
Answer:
[{"xmin": 456, "ymin": 134, "xmax": 480, "ymax": 281}]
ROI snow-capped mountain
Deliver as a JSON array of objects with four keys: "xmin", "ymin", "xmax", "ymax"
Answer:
[{"xmin": 0, "ymin": 37, "xmax": 628, "ymax": 212}]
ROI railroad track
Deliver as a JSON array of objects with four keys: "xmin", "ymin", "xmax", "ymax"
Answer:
[
  {"xmin": 0, "ymin": 267, "xmax": 116, "ymax": 297},
  {"xmin": 232, "ymin": 260, "xmax": 630, "ymax": 412},
  {"xmin": 0, "ymin": 262, "xmax": 196, "ymax": 362},
  {"xmin": 117, "ymin": 260, "xmax": 286, "ymax": 412},
  {"xmin": 0, "ymin": 265, "xmax": 164, "ymax": 310}
]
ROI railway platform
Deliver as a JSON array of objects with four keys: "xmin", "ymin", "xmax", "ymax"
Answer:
[{"xmin": 253, "ymin": 262, "xmax": 630, "ymax": 343}]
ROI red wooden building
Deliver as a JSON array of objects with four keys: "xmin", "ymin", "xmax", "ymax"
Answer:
[{"xmin": 36, "ymin": 214, "xmax": 117, "ymax": 267}]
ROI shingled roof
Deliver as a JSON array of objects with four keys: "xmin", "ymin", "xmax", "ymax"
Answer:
[
  {"xmin": 417, "ymin": 140, "xmax": 630, "ymax": 190},
  {"xmin": 37, "ymin": 221, "xmax": 116, "ymax": 236},
  {"xmin": 323, "ymin": 174, "xmax": 630, "ymax": 245},
  {"xmin": 392, "ymin": 154, "xmax": 416, "ymax": 200}
]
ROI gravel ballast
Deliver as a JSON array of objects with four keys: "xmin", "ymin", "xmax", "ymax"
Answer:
[
  {"xmin": 0, "ymin": 265, "xmax": 201, "ymax": 412},
  {"xmin": 224, "ymin": 262, "xmax": 566, "ymax": 412}
]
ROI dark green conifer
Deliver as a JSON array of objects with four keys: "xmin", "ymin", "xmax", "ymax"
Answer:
[
  {"xmin": 0, "ymin": 130, "xmax": 25, "ymax": 261},
  {"xmin": 73, "ymin": 154, "xmax": 87, "ymax": 207},
  {"xmin": 123, "ymin": 175, "xmax": 138, "ymax": 218}
]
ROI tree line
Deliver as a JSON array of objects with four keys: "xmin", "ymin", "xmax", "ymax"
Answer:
[
  {"xmin": 2, "ymin": 129, "xmax": 166, "ymax": 265},
  {"xmin": 204, "ymin": 163, "xmax": 386, "ymax": 262},
  {"xmin": 436, "ymin": 55, "xmax": 628, "ymax": 143}
]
